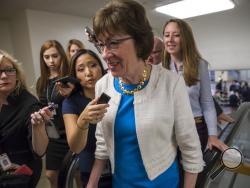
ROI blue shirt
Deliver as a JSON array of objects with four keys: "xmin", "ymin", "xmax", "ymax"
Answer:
[{"xmin": 113, "ymin": 77, "xmax": 179, "ymax": 188}]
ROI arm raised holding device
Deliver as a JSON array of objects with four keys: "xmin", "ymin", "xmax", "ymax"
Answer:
[
  {"xmin": 54, "ymin": 76, "xmax": 80, "ymax": 86},
  {"xmin": 31, "ymin": 103, "xmax": 58, "ymax": 156},
  {"xmin": 76, "ymin": 93, "xmax": 110, "ymax": 128},
  {"xmin": 54, "ymin": 76, "xmax": 79, "ymax": 97}
]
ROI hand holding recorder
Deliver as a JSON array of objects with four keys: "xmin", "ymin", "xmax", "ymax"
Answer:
[
  {"xmin": 54, "ymin": 76, "xmax": 80, "ymax": 85},
  {"xmin": 31, "ymin": 103, "xmax": 60, "ymax": 139},
  {"xmin": 54, "ymin": 76, "xmax": 79, "ymax": 97},
  {"xmin": 31, "ymin": 104, "xmax": 55, "ymax": 126},
  {"xmin": 77, "ymin": 93, "xmax": 111, "ymax": 127}
]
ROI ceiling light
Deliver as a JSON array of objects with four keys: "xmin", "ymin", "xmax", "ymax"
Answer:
[{"xmin": 155, "ymin": 0, "xmax": 235, "ymax": 19}]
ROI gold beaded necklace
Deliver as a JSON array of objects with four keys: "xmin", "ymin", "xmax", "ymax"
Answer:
[{"xmin": 119, "ymin": 67, "xmax": 148, "ymax": 95}]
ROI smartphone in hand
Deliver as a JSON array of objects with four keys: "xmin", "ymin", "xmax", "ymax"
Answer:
[
  {"xmin": 46, "ymin": 102, "xmax": 60, "ymax": 139},
  {"xmin": 97, "ymin": 93, "xmax": 111, "ymax": 104},
  {"xmin": 54, "ymin": 76, "xmax": 79, "ymax": 86},
  {"xmin": 48, "ymin": 102, "xmax": 58, "ymax": 112}
]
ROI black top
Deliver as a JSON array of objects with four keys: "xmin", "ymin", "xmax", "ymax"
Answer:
[
  {"xmin": 0, "ymin": 89, "xmax": 42, "ymax": 187},
  {"xmin": 38, "ymin": 78, "xmax": 66, "ymax": 139}
]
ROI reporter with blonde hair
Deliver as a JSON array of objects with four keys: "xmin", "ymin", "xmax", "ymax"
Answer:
[{"xmin": 0, "ymin": 50, "xmax": 48, "ymax": 187}]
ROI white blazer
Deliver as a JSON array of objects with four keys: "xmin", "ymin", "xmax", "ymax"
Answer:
[{"xmin": 95, "ymin": 65, "xmax": 204, "ymax": 180}]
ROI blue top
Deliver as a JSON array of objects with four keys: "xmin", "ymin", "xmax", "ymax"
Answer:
[
  {"xmin": 113, "ymin": 77, "xmax": 179, "ymax": 188},
  {"xmin": 169, "ymin": 59, "xmax": 217, "ymax": 135},
  {"xmin": 62, "ymin": 91, "xmax": 96, "ymax": 172}
]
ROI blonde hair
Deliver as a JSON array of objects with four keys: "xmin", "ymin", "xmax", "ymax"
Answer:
[
  {"xmin": 0, "ymin": 49, "xmax": 27, "ymax": 96},
  {"xmin": 162, "ymin": 19, "xmax": 201, "ymax": 86},
  {"xmin": 66, "ymin": 39, "xmax": 85, "ymax": 61}
]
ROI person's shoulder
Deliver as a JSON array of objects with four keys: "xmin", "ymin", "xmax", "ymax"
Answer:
[
  {"xmin": 64, "ymin": 90, "xmax": 85, "ymax": 104},
  {"xmin": 99, "ymin": 71, "xmax": 111, "ymax": 81},
  {"xmin": 197, "ymin": 58, "xmax": 210, "ymax": 76},
  {"xmin": 20, "ymin": 89, "xmax": 39, "ymax": 103},
  {"xmin": 68, "ymin": 90, "xmax": 81, "ymax": 99},
  {"xmin": 198, "ymin": 58, "xmax": 209, "ymax": 68},
  {"xmin": 152, "ymin": 64, "xmax": 183, "ymax": 90},
  {"xmin": 96, "ymin": 72, "xmax": 112, "ymax": 89},
  {"xmin": 17, "ymin": 89, "xmax": 41, "ymax": 112}
]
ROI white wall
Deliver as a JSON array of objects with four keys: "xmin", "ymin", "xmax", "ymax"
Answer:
[
  {"xmin": 0, "ymin": 20, "xmax": 13, "ymax": 55},
  {"xmin": 188, "ymin": 1, "xmax": 250, "ymax": 70},
  {"xmin": 26, "ymin": 9, "xmax": 101, "ymax": 80},
  {"xmin": 9, "ymin": 10, "xmax": 35, "ymax": 91},
  {"xmin": 0, "ymin": 9, "xmax": 103, "ymax": 91}
]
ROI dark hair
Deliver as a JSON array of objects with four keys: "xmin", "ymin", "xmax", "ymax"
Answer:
[
  {"xmin": 93, "ymin": 0, "xmax": 153, "ymax": 60},
  {"xmin": 70, "ymin": 49, "xmax": 105, "ymax": 77},
  {"xmin": 36, "ymin": 40, "xmax": 69, "ymax": 98},
  {"xmin": 69, "ymin": 49, "xmax": 105, "ymax": 92}
]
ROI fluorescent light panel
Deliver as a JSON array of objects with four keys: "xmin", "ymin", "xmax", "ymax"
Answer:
[{"xmin": 155, "ymin": 0, "xmax": 235, "ymax": 19}]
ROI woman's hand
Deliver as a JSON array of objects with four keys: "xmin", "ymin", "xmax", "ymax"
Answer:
[
  {"xmin": 208, "ymin": 135, "xmax": 228, "ymax": 151},
  {"xmin": 31, "ymin": 106, "xmax": 53, "ymax": 127},
  {"xmin": 31, "ymin": 106, "xmax": 51, "ymax": 156},
  {"xmin": 56, "ymin": 82, "xmax": 75, "ymax": 97},
  {"xmin": 218, "ymin": 113, "xmax": 235, "ymax": 124},
  {"xmin": 77, "ymin": 98, "xmax": 109, "ymax": 127}
]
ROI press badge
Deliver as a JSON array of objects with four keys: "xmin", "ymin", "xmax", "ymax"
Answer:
[{"xmin": 0, "ymin": 153, "xmax": 12, "ymax": 171}]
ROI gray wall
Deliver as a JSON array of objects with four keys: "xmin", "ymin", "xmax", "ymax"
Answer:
[{"xmin": 0, "ymin": 10, "xmax": 100, "ymax": 92}]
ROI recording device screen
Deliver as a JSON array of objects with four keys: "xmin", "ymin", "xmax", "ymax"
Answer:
[{"xmin": 97, "ymin": 93, "xmax": 111, "ymax": 104}]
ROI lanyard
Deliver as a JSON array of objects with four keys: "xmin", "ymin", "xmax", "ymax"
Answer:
[
  {"xmin": 46, "ymin": 80, "xmax": 57, "ymax": 103},
  {"xmin": 46, "ymin": 80, "xmax": 57, "ymax": 115}
]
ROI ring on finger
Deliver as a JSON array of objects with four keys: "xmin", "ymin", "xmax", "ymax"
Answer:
[{"xmin": 38, "ymin": 112, "xmax": 46, "ymax": 121}]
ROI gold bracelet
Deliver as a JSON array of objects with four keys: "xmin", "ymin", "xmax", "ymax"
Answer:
[{"xmin": 76, "ymin": 123, "xmax": 89, "ymax": 131}]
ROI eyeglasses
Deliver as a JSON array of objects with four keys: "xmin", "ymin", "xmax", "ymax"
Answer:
[
  {"xmin": 0, "ymin": 68, "xmax": 16, "ymax": 76},
  {"xmin": 97, "ymin": 37, "xmax": 132, "ymax": 53}
]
